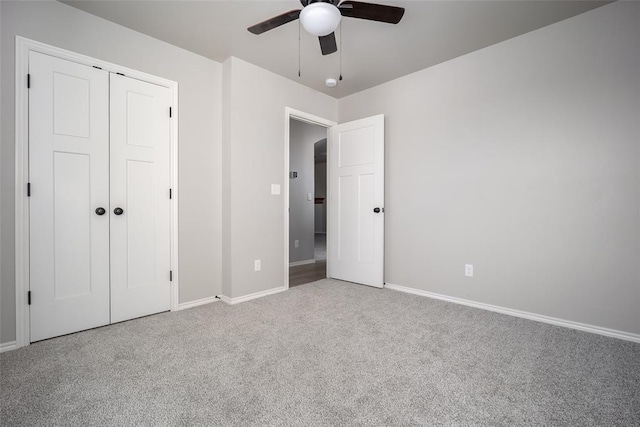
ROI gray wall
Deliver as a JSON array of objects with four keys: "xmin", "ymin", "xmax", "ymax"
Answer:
[
  {"xmin": 339, "ymin": 1, "xmax": 640, "ymax": 335},
  {"xmin": 0, "ymin": 0, "xmax": 4, "ymax": 342},
  {"xmin": 221, "ymin": 59, "xmax": 232, "ymax": 299},
  {"xmin": 289, "ymin": 120, "xmax": 326, "ymax": 264},
  {"xmin": 2, "ymin": 0, "xmax": 636, "ymax": 344},
  {"xmin": 222, "ymin": 57, "xmax": 337, "ymax": 299},
  {"xmin": 0, "ymin": 0, "xmax": 223, "ymax": 344}
]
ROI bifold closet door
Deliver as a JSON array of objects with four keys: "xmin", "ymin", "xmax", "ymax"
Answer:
[
  {"xmin": 29, "ymin": 51, "xmax": 110, "ymax": 342},
  {"xmin": 109, "ymin": 73, "xmax": 171, "ymax": 323}
]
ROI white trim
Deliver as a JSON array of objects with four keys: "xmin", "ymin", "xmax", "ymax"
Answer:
[
  {"xmin": 284, "ymin": 108, "xmax": 336, "ymax": 291},
  {"xmin": 177, "ymin": 295, "xmax": 219, "ymax": 311},
  {"xmin": 289, "ymin": 259, "xmax": 316, "ymax": 267},
  {"xmin": 219, "ymin": 286, "xmax": 287, "ymax": 305},
  {"xmin": 169, "ymin": 71, "xmax": 180, "ymax": 314},
  {"xmin": 384, "ymin": 283, "xmax": 640, "ymax": 343},
  {"xmin": 16, "ymin": 37, "xmax": 178, "ymax": 87},
  {"xmin": 0, "ymin": 341, "xmax": 18, "ymax": 353},
  {"xmin": 15, "ymin": 37, "xmax": 31, "ymax": 349},
  {"xmin": 218, "ymin": 295, "xmax": 233, "ymax": 305},
  {"xmin": 14, "ymin": 37, "xmax": 180, "ymax": 349}
]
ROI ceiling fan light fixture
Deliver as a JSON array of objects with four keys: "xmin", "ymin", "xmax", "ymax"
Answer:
[{"xmin": 300, "ymin": 2, "xmax": 342, "ymax": 37}]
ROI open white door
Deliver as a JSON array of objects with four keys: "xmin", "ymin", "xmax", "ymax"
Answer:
[{"xmin": 329, "ymin": 115, "xmax": 384, "ymax": 287}]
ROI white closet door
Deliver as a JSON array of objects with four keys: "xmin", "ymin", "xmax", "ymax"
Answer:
[
  {"xmin": 109, "ymin": 73, "xmax": 171, "ymax": 323},
  {"xmin": 29, "ymin": 52, "xmax": 110, "ymax": 341}
]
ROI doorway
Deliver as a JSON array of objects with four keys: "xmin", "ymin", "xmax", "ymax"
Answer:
[
  {"xmin": 288, "ymin": 118, "xmax": 327, "ymax": 287},
  {"xmin": 313, "ymin": 137, "xmax": 328, "ymax": 268},
  {"xmin": 284, "ymin": 109, "xmax": 385, "ymax": 290},
  {"xmin": 284, "ymin": 109, "xmax": 336, "ymax": 289}
]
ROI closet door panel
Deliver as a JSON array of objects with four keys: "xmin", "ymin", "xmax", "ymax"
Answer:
[
  {"xmin": 29, "ymin": 52, "xmax": 110, "ymax": 342},
  {"xmin": 110, "ymin": 73, "xmax": 171, "ymax": 323}
]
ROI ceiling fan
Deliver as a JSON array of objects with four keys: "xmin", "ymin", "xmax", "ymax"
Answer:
[{"xmin": 248, "ymin": 0, "xmax": 405, "ymax": 56}]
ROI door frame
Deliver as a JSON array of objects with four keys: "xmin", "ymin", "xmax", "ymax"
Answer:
[
  {"xmin": 284, "ymin": 108, "xmax": 336, "ymax": 289},
  {"xmin": 14, "ymin": 37, "xmax": 180, "ymax": 348}
]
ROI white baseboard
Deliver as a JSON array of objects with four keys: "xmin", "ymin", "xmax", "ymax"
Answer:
[
  {"xmin": 0, "ymin": 341, "xmax": 17, "ymax": 353},
  {"xmin": 384, "ymin": 283, "xmax": 640, "ymax": 343},
  {"xmin": 219, "ymin": 286, "xmax": 287, "ymax": 305},
  {"xmin": 177, "ymin": 295, "xmax": 220, "ymax": 311},
  {"xmin": 289, "ymin": 259, "xmax": 316, "ymax": 267}
]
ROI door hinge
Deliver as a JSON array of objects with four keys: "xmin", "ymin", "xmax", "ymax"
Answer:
[
  {"xmin": 170, "ymin": 271, "xmax": 173, "ymax": 282},
  {"xmin": 27, "ymin": 74, "xmax": 31, "ymax": 89},
  {"xmin": 169, "ymin": 107, "xmax": 172, "ymax": 118},
  {"xmin": 27, "ymin": 183, "xmax": 31, "ymax": 197},
  {"xmin": 28, "ymin": 291, "xmax": 31, "ymax": 305},
  {"xmin": 169, "ymin": 188, "xmax": 172, "ymax": 199}
]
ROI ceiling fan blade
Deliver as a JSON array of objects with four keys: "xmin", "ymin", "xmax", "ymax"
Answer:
[
  {"xmin": 319, "ymin": 32, "xmax": 338, "ymax": 56},
  {"xmin": 338, "ymin": 1, "xmax": 405, "ymax": 24},
  {"xmin": 247, "ymin": 10, "xmax": 301, "ymax": 35}
]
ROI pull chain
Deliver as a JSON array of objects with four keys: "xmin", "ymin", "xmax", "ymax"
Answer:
[
  {"xmin": 339, "ymin": 20, "xmax": 343, "ymax": 81},
  {"xmin": 298, "ymin": 20, "xmax": 301, "ymax": 77}
]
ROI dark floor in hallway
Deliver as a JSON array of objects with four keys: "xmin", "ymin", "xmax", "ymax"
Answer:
[
  {"xmin": 289, "ymin": 260, "xmax": 327, "ymax": 287},
  {"xmin": 289, "ymin": 233, "xmax": 326, "ymax": 287}
]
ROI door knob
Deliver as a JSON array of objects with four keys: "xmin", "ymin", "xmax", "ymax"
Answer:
[
  {"xmin": 95, "ymin": 207, "xmax": 106, "ymax": 216},
  {"xmin": 114, "ymin": 207, "xmax": 124, "ymax": 215},
  {"xmin": 373, "ymin": 207, "xmax": 383, "ymax": 213}
]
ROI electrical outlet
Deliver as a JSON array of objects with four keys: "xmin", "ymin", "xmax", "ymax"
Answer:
[
  {"xmin": 254, "ymin": 259, "xmax": 261, "ymax": 271},
  {"xmin": 465, "ymin": 264, "xmax": 473, "ymax": 277},
  {"xmin": 294, "ymin": 240, "xmax": 299, "ymax": 248}
]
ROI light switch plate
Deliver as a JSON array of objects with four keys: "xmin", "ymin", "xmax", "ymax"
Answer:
[
  {"xmin": 465, "ymin": 264, "xmax": 473, "ymax": 277},
  {"xmin": 271, "ymin": 184, "xmax": 280, "ymax": 195}
]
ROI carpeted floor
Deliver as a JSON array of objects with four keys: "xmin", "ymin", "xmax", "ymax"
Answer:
[{"xmin": 1, "ymin": 279, "xmax": 639, "ymax": 426}]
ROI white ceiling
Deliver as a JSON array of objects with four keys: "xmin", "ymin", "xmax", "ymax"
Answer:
[{"xmin": 62, "ymin": 0, "xmax": 608, "ymax": 99}]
